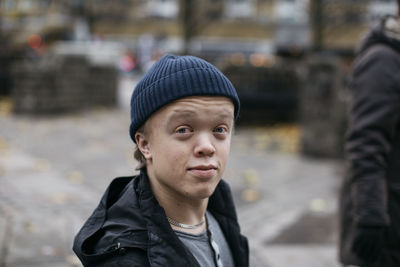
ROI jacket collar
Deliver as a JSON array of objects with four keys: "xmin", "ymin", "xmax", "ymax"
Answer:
[
  {"xmin": 73, "ymin": 176, "xmax": 147, "ymax": 266},
  {"xmin": 74, "ymin": 170, "xmax": 247, "ymax": 267},
  {"xmin": 358, "ymin": 15, "xmax": 400, "ymax": 54},
  {"xmin": 137, "ymin": 169, "xmax": 247, "ymax": 267}
]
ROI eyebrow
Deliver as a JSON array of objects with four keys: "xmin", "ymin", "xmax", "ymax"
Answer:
[{"xmin": 166, "ymin": 109, "xmax": 234, "ymax": 123}]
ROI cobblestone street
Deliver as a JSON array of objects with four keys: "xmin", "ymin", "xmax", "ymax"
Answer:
[{"xmin": 0, "ymin": 91, "xmax": 344, "ymax": 266}]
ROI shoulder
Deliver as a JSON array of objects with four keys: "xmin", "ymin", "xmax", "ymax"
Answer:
[
  {"xmin": 73, "ymin": 175, "xmax": 148, "ymax": 266},
  {"xmin": 351, "ymin": 44, "xmax": 400, "ymax": 93},
  {"xmin": 354, "ymin": 44, "xmax": 400, "ymax": 75},
  {"xmin": 85, "ymin": 248, "xmax": 150, "ymax": 267}
]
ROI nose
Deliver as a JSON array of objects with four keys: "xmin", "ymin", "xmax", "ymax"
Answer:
[{"xmin": 194, "ymin": 133, "xmax": 215, "ymax": 157}]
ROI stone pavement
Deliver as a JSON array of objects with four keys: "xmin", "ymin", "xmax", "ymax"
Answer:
[
  {"xmin": 227, "ymin": 130, "xmax": 343, "ymax": 267},
  {"xmin": 0, "ymin": 93, "xmax": 344, "ymax": 267}
]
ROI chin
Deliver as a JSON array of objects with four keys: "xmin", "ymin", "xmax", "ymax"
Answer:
[
  {"xmin": 190, "ymin": 185, "xmax": 217, "ymax": 199},
  {"xmin": 193, "ymin": 192, "xmax": 213, "ymax": 200}
]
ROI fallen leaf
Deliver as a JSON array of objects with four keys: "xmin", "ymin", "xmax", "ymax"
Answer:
[
  {"xmin": 241, "ymin": 189, "xmax": 261, "ymax": 203},
  {"xmin": 49, "ymin": 192, "xmax": 71, "ymax": 205},
  {"xmin": 33, "ymin": 159, "xmax": 51, "ymax": 172},
  {"xmin": 309, "ymin": 198, "xmax": 328, "ymax": 213},
  {"xmin": 67, "ymin": 171, "xmax": 84, "ymax": 184},
  {"xmin": 66, "ymin": 254, "xmax": 82, "ymax": 266},
  {"xmin": 242, "ymin": 169, "xmax": 260, "ymax": 187},
  {"xmin": 24, "ymin": 221, "xmax": 36, "ymax": 233}
]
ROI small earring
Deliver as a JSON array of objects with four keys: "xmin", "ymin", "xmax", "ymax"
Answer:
[{"xmin": 142, "ymin": 152, "xmax": 151, "ymax": 159}]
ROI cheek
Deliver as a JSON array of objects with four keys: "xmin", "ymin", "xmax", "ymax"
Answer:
[
  {"xmin": 218, "ymin": 141, "xmax": 231, "ymax": 159},
  {"xmin": 156, "ymin": 143, "xmax": 188, "ymax": 166},
  {"xmin": 170, "ymin": 149, "xmax": 188, "ymax": 165}
]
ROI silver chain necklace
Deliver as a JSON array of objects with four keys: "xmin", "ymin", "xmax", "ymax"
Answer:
[{"xmin": 167, "ymin": 216, "xmax": 205, "ymax": 229}]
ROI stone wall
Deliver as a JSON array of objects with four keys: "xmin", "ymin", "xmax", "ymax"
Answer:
[
  {"xmin": 11, "ymin": 54, "xmax": 117, "ymax": 114},
  {"xmin": 299, "ymin": 55, "xmax": 349, "ymax": 158}
]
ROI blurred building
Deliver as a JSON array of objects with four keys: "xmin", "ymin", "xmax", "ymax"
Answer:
[
  {"xmin": 274, "ymin": 0, "xmax": 311, "ymax": 55},
  {"xmin": 368, "ymin": 0, "xmax": 398, "ymax": 22},
  {"xmin": 1, "ymin": 0, "xmax": 398, "ymax": 118},
  {"xmin": 2, "ymin": 0, "xmax": 398, "ymax": 58}
]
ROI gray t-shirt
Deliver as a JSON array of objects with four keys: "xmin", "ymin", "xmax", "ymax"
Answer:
[{"xmin": 174, "ymin": 211, "xmax": 235, "ymax": 267}]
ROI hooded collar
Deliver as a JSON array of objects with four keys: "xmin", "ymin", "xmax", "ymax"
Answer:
[
  {"xmin": 358, "ymin": 15, "xmax": 400, "ymax": 54},
  {"xmin": 136, "ymin": 169, "xmax": 245, "ymax": 266}
]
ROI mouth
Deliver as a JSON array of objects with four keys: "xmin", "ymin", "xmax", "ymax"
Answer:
[
  {"xmin": 188, "ymin": 164, "xmax": 217, "ymax": 171},
  {"xmin": 187, "ymin": 165, "xmax": 218, "ymax": 178}
]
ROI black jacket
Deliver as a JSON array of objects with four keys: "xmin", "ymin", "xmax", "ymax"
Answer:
[
  {"xmin": 73, "ymin": 170, "xmax": 249, "ymax": 267},
  {"xmin": 339, "ymin": 16, "xmax": 400, "ymax": 266}
]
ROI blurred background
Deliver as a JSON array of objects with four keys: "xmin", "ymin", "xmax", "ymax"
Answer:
[{"xmin": 0, "ymin": 0, "xmax": 398, "ymax": 266}]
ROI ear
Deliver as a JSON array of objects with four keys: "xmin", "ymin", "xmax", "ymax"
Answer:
[{"xmin": 135, "ymin": 132, "xmax": 152, "ymax": 160}]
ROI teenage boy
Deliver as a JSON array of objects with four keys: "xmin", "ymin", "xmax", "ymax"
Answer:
[{"xmin": 73, "ymin": 54, "xmax": 249, "ymax": 267}]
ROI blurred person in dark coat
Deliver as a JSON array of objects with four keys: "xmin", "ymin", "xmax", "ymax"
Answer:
[{"xmin": 339, "ymin": 2, "xmax": 400, "ymax": 267}]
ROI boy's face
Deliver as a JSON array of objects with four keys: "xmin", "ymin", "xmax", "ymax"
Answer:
[{"xmin": 137, "ymin": 96, "xmax": 234, "ymax": 201}]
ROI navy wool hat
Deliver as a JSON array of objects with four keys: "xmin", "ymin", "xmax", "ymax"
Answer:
[{"xmin": 129, "ymin": 54, "xmax": 240, "ymax": 142}]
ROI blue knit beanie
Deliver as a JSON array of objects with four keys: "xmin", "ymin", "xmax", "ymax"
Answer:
[{"xmin": 129, "ymin": 54, "xmax": 240, "ymax": 143}]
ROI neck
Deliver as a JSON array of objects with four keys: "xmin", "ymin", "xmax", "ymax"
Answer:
[
  {"xmin": 159, "ymin": 190, "xmax": 208, "ymax": 224},
  {"xmin": 147, "ymin": 170, "xmax": 209, "ymax": 234}
]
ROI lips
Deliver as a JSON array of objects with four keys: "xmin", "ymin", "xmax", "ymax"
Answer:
[{"xmin": 188, "ymin": 165, "xmax": 217, "ymax": 178}]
